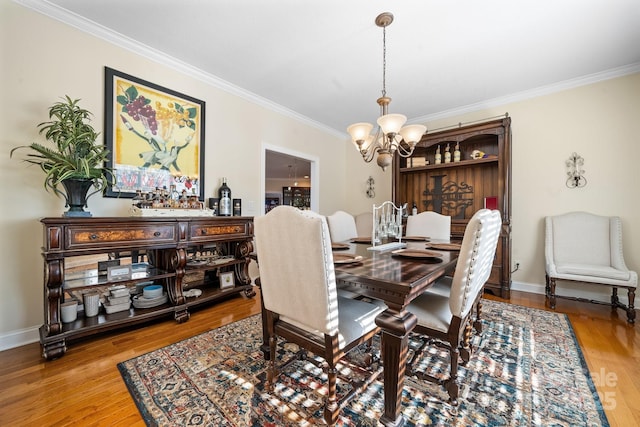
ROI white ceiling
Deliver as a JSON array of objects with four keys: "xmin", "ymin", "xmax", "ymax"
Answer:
[{"xmin": 19, "ymin": 0, "xmax": 640, "ymax": 177}]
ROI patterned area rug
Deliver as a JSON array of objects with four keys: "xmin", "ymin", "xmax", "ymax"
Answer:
[{"xmin": 118, "ymin": 300, "xmax": 609, "ymax": 426}]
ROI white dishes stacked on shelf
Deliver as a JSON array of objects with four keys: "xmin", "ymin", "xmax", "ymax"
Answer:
[
  {"xmin": 104, "ymin": 285, "xmax": 132, "ymax": 314},
  {"xmin": 143, "ymin": 285, "xmax": 163, "ymax": 299},
  {"xmin": 133, "ymin": 285, "xmax": 168, "ymax": 309}
]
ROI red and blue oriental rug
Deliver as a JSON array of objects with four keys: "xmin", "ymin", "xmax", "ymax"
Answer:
[{"xmin": 118, "ymin": 300, "xmax": 609, "ymax": 426}]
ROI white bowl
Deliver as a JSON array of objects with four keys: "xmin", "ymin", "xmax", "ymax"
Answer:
[{"xmin": 143, "ymin": 285, "xmax": 163, "ymax": 299}]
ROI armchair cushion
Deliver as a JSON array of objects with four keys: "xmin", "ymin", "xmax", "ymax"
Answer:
[{"xmin": 556, "ymin": 263, "xmax": 631, "ymax": 282}]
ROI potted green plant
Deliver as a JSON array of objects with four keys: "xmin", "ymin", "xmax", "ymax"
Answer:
[{"xmin": 11, "ymin": 96, "xmax": 113, "ymax": 216}]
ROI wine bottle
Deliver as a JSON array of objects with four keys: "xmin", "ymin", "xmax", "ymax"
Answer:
[{"xmin": 218, "ymin": 177, "xmax": 232, "ymax": 216}]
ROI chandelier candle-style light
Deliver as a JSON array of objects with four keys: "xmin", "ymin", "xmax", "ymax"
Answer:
[{"xmin": 347, "ymin": 12, "xmax": 427, "ymax": 171}]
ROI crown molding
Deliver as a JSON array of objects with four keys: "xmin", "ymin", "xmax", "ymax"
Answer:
[
  {"xmin": 15, "ymin": 1, "xmax": 640, "ymax": 138},
  {"xmin": 414, "ymin": 62, "xmax": 640, "ymax": 124},
  {"xmin": 14, "ymin": 0, "xmax": 344, "ymax": 139}
]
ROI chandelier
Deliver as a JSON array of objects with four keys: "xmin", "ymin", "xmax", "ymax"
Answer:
[{"xmin": 347, "ymin": 12, "xmax": 427, "ymax": 171}]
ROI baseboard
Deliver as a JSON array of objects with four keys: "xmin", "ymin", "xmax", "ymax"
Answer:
[
  {"xmin": 0, "ymin": 326, "xmax": 40, "ymax": 352},
  {"xmin": 1, "ymin": 281, "xmax": 634, "ymax": 353}
]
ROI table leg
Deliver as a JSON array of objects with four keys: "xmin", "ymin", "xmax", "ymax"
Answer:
[{"xmin": 376, "ymin": 308, "xmax": 417, "ymax": 427}]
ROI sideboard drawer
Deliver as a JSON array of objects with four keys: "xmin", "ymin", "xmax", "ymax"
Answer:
[
  {"xmin": 66, "ymin": 224, "xmax": 177, "ymax": 249},
  {"xmin": 189, "ymin": 222, "xmax": 250, "ymax": 243}
]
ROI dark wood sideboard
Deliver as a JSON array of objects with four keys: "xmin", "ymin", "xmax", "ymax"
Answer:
[
  {"xmin": 40, "ymin": 216, "xmax": 255, "ymax": 360},
  {"xmin": 393, "ymin": 117, "xmax": 512, "ymax": 298}
]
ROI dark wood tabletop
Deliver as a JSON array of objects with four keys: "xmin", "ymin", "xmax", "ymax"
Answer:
[{"xmin": 334, "ymin": 240, "xmax": 458, "ymax": 426}]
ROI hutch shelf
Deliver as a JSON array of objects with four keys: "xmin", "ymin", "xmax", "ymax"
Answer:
[
  {"xmin": 282, "ymin": 186, "xmax": 311, "ymax": 209},
  {"xmin": 40, "ymin": 216, "xmax": 255, "ymax": 360},
  {"xmin": 393, "ymin": 116, "xmax": 512, "ymax": 298}
]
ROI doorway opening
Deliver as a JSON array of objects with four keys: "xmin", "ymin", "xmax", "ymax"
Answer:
[{"xmin": 262, "ymin": 146, "xmax": 318, "ymax": 214}]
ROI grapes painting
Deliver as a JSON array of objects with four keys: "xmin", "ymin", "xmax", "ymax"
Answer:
[{"xmin": 105, "ymin": 67, "xmax": 205, "ymax": 199}]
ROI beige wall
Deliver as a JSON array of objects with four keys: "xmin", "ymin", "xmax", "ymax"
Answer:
[
  {"xmin": 422, "ymin": 73, "xmax": 640, "ymax": 301},
  {"xmin": 1, "ymin": 0, "xmax": 639, "ymax": 350},
  {"xmin": 0, "ymin": 1, "xmax": 389, "ymax": 349}
]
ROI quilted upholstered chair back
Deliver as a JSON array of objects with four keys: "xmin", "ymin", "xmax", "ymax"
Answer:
[
  {"xmin": 255, "ymin": 206, "xmax": 338, "ymax": 335},
  {"xmin": 326, "ymin": 210, "xmax": 358, "ymax": 242},
  {"xmin": 546, "ymin": 212, "xmax": 619, "ymax": 268},
  {"xmin": 406, "ymin": 211, "xmax": 452, "ymax": 240},
  {"xmin": 449, "ymin": 209, "xmax": 502, "ymax": 318},
  {"xmin": 354, "ymin": 212, "xmax": 374, "ymax": 237}
]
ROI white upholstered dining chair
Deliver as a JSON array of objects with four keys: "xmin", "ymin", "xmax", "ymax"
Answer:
[
  {"xmin": 405, "ymin": 211, "xmax": 451, "ymax": 240},
  {"xmin": 254, "ymin": 206, "xmax": 384, "ymax": 425},
  {"xmin": 407, "ymin": 209, "xmax": 501, "ymax": 405},
  {"xmin": 354, "ymin": 211, "xmax": 374, "ymax": 238},
  {"xmin": 326, "ymin": 210, "xmax": 358, "ymax": 242},
  {"xmin": 545, "ymin": 211, "xmax": 637, "ymax": 323}
]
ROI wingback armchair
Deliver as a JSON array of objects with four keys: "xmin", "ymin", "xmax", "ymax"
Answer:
[{"xmin": 545, "ymin": 211, "xmax": 637, "ymax": 323}]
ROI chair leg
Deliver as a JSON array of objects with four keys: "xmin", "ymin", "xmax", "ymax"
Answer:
[
  {"xmin": 266, "ymin": 334, "xmax": 277, "ymax": 389},
  {"xmin": 627, "ymin": 288, "xmax": 636, "ymax": 324},
  {"xmin": 460, "ymin": 321, "xmax": 473, "ymax": 365},
  {"xmin": 324, "ymin": 364, "xmax": 339, "ymax": 426},
  {"xmin": 473, "ymin": 298, "xmax": 483, "ymax": 333},
  {"xmin": 545, "ymin": 274, "xmax": 550, "ymax": 296},
  {"xmin": 546, "ymin": 276, "xmax": 557, "ymax": 309},
  {"xmin": 611, "ymin": 287, "xmax": 620, "ymax": 308},
  {"xmin": 444, "ymin": 346, "xmax": 460, "ymax": 406}
]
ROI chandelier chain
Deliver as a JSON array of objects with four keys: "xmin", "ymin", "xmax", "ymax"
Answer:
[{"xmin": 381, "ymin": 25, "xmax": 387, "ymax": 98}]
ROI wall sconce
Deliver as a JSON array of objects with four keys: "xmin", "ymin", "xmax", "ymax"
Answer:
[
  {"xmin": 366, "ymin": 176, "xmax": 375, "ymax": 198},
  {"xmin": 566, "ymin": 152, "xmax": 586, "ymax": 188}
]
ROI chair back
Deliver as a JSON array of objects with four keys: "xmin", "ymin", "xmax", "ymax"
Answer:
[
  {"xmin": 326, "ymin": 210, "xmax": 358, "ymax": 242},
  {"xmin": 545, "ymin": 211, "xmax": 619, "ymax": 268},
  {"xmin": 354, "ymin": 212, "xmax": 373, "ymax": 237},
  {"xmin": 449, "ymin": 209, "xmax": 502, "ymax": 318},
  {"xmin": 406, "ymin": 211, "xmax": 452, "ymax": 240},
  {"xmin": 255, "ymin": 206, "xmax": 338, "ymax": 335}
]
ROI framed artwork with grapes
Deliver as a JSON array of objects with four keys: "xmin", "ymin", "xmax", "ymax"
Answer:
[{"xmin": 104, "ymin": 66, "xmax": 206, "ymax": 199}]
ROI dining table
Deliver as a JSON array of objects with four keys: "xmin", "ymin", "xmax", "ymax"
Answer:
[
  {"xmin": 333, "ymin": 240, "xmax": 458, "ymax": 426},
  {"xmin": 255, "ymin": 238, "xmax": 459, "ymax": 427}
]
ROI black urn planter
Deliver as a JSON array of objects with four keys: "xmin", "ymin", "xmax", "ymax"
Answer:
[{"xmin": 60, "ymin": 178, "xmax": 98, "ymax": 217}]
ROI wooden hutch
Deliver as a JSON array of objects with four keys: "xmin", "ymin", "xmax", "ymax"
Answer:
[{"xmin": 393, "ymin": 116, "xmax": 512, "ymax": 298}]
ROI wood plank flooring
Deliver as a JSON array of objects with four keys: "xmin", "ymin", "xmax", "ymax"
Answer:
[{"xmin": 0, "ymin": 289, "xmax": 637, "ymax": 426}]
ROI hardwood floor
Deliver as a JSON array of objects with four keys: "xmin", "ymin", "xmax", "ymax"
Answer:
[{"xmin": 0, "ymin": 289, "xmax": 638, "ymax": 426}]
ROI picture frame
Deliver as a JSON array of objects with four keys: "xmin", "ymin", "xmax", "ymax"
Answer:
[
  {"xmin": 104, "ymin": 67, "xmax": 206, "ymax": 200},
  {"xmin": 208, "ymin": 197, "xmax": 219, "ymax": 215},
  {"xmin": 233, "ymin": 198, "xmax": 242, "ymax": 216},
  {"xmin": 107, "ymin": 264, "xmax": 132, "ymax": 281},
  {"xmin": 219, "ymin": 271, "xmax": 235, "ymax": 289}
]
